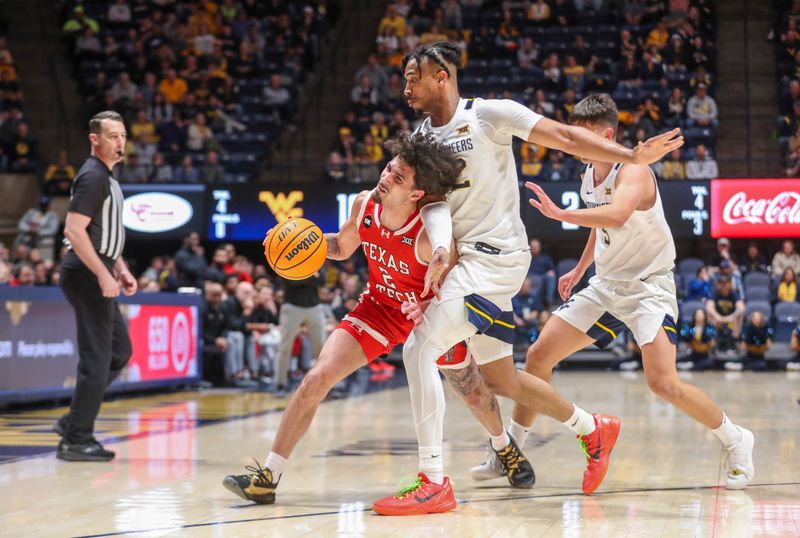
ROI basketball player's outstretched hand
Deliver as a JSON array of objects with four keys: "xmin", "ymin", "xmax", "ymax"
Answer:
[
  {"xmin": 423, "ymin": 247, "xmax": 449, "ymax": 299},
  {"xmin": 525, "ymin": 182, "xmax": 562, "ymax": 220},
  {"xmin": 401, "ymin": 300, "xmax": 429, "ymax": 325},
  {"xmin": 633, "ymin": 128, "xmax": 684, "ymax": 164}
]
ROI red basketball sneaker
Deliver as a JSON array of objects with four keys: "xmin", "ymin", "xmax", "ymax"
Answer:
[
  {"xmin": 372, "ymin": 473, "xmax": 456, "ymax": 516},
  {"xmin": 578, "ymin": 414, "xmax": 621, "ymax": 495}
]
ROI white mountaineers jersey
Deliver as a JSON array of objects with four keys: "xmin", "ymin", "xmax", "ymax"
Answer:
[
  {"xmin": 581, "ymin": 162, "xmax": 676, "ymax": 280},
  {"xmin": 415, "ymin": 98, "xmax": 535, "ymax": 255}
]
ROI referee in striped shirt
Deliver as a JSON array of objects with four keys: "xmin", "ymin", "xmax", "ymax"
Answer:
[{"xmin": 55, "ymin": 111, "xmax": 137, "ymax": 461}]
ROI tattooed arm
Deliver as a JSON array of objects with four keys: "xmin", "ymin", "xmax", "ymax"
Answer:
[{"xmin": 325, "ymin": 190, "xmax": 370, "ymax": 261}]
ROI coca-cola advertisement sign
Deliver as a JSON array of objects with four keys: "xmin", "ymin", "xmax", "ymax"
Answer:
[{"xmin": 711, "ymin": 179, "xmax": 800, "ymax": 238}]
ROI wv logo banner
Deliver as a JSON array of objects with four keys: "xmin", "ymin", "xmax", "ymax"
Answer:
[{"xmin": 259, "ymin": 191, "xmax": 304, "ymax": 222}]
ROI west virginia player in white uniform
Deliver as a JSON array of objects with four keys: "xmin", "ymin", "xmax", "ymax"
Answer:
[
  {"xmin": 373, "ymin": 43, "xmax": 687, "ymax": 515},
  {"xmin": 495, "ymin": 94, "xmax": 754, "ymax": 495}
]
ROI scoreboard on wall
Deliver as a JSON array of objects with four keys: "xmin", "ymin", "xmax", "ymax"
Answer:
[
  {"xmin": 204, "ymin": 181, "xmax": 714, "ymax": 242},
  {"xmin": 120, "ymin": 179, "xmax": 798, "ymax": 242},
  {"xmin": 207, "ymin": 185, "xmax": 362, "ymax": 240},
  {"xmin": 520, "ymin": 180, "xmax": 712, "ymax": 239}
]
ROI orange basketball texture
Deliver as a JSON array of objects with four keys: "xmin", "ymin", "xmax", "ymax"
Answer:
[{"xmin": 264, "ymin": 218, "xmax": 327, "ymax": 280}]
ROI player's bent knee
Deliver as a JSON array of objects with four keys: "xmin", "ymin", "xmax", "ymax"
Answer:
[
  {"xmin": 459, "ymin": 388, "xmax": 488, "ymax": 410},
  {"xmin": 525, "ymin": 342, "xmax": 554, "ymax": 372},
  {"xmin": 484, "ymin": 375, "xmax": 518, "ymax": 399},
  {"xmin": 646, "ymin": 376, "xmax": 683, "ymax": 402},
  {"xmin": 297, "ymin": 369, "xmax": 334, "ymax": 402}
]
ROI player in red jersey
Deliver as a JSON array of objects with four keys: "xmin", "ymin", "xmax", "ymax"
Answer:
[{"xmin": 222, "ymin": 133, "xmax": 533, "ymax": 510}]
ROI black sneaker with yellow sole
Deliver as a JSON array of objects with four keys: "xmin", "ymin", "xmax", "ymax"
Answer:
[
  {"xmin": 222, "ymin": 459, "xmax": 280, "ymax": 504},
  {"xmin": 493, "ymin": 436, "xmax": 535, "ymax": 488}
]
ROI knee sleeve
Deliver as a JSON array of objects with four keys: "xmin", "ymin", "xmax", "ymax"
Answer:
[{"xmin": 403, "ymin": 328, "xmax": 447, "ymax": 449}]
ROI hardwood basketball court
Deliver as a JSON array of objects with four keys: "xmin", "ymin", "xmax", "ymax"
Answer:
[{"xmin": 1, "ymin": 371, "xmax": 799, "ymax": 537}]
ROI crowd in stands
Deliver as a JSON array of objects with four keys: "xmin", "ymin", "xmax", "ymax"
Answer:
[
  {"xmin": 327, "ymin": 0, "xmax": 720, "ymax": 185},
  {"xmin": 773, "ymin": 0, "xmax": 800, "ymax": 176},
  {"xmin": 2, "ymin": 220, "xmax": 798, "ymax": 384},
  {"xmin": 513, "ymin": 237, "xmax": 800, "ymax": 372},
  {"xmin": 58, "ymin": 0, "xmax": 339, "ymax": 185},
  {"xmin": 0, "ymin": 225, "xmax": 389, "ymax": 390},
  {"xmin": 0, "ymin": 31, "xmax": 38, "ymax": 174}
]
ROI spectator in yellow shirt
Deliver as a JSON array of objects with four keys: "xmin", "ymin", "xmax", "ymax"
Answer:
[
  {"xmin": 44, "ymin": 150, "xmax": 76, "ymax": 196},
  {"xmin": 644, "ymin": 21, "xmax": 669, "ymax": 50},
  {"xmin": 131, "ymin": 110, "xmax": 158, "ymax": 144},
  {"xmin": 777, "ymin": 268, "xmax": 798, "ymax": 303},
  {"xmin": 660, "ymin": 149, "xmax": 687, "ymax": 180},
  {"xmin": 159, "ymin": 69, "xmax": 189, "ymax": 104},
  {"xmin": 363, "ymin": 134, "xmax": 384, "ymax": 164},
  {"xmin": 378, "ymin": 3, "xmax": 406, "ymax": 38}
]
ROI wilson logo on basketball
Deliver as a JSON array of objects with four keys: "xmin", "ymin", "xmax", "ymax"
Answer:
[
  {"xmin": 285, "ymin": 231, "xmax": 321, "ymax": 261},
  {"xmin": 711, "ymin": 179, "xmax": 800, "ymax": 238}
]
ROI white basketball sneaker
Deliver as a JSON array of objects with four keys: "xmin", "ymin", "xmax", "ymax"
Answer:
[
  {"xmin": 470, "ymin": 442, "xmax": 504, "ymax": 481},
  {"xmin": 723, "ymin": 426, "xmax": 755, "ymax": 489}
]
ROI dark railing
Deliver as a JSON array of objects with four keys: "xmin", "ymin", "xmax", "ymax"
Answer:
[
  {"xmin": 282, "ymin": 0, "xmax": 364, "ymax": 177},
  {"xmin": 39, "ymin": 0, "xmax": 70, "ymax": 158},
  {"xmin": 743, "ymin": 0, "xmax": 752, "ymax": 178}
]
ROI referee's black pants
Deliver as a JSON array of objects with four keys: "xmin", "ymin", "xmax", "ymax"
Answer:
[{"xmin": 60, "ymin": 257, "xmax": 132, "ymax": 444}]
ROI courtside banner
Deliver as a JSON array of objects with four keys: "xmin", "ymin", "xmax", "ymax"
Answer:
[
  {"xmin": 125, "ymin": 305, "xmax": 198, "ymax": 382},
  {"xmin": 710, "ymin": 179, "xmax": 800, "ymax": 238},
  {"xmin": 0, "ymin": 288, "xmax": 201, "ymax": 403}
]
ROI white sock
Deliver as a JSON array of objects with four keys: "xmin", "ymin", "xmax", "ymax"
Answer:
[
  {"xmin": 419, "ymin": 446, "xmax": 444, "ymax": 485},
  {"xmin": 711, "ymin": 413, "xmax": 742, "ymax": 447},
  {"xmin": 508, "ymin": 419, "xmax": 531, "ymax": 446},
  {"xmin": 265, "ymin": 451, "xmax": 287, "ymax": 477},
  {"xmin": 490, "ymin": 430, "xmax": 511, "ymax": 451},
  {"xmin": 563, "ymin": 405, "xmax": 596, "ymax": 436}
]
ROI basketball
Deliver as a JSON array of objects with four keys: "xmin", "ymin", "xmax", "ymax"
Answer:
[{"xmin": 264, "ymin": 217, "xmax": 327, "ymax": 280}]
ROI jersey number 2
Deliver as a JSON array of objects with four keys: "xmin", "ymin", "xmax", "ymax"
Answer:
[{"xmin": 379, "ymin": 266, "xmax": 396, "ymax": 289}]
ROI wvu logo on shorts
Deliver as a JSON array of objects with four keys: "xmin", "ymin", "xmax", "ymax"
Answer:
[
  {"xmin": 401, "ymin": 236, "xmax": 413, "ymax": 246},
  {"xmin": 557, "ymin": 297, "xmax": 575, "ymax": 311},
  {"xmin": 259, "ymin": 191, "xmax": 303, "ymax": 222}
]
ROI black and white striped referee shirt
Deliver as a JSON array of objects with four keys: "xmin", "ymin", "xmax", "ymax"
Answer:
[{"xmin": 65, "ymin": 156, "xmax": 126, "ymax": 261}]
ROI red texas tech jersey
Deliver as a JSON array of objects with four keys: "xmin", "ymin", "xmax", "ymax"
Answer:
[{"xmin": 357, "ymin": 193, "xmax": 430, "ymax": 308}]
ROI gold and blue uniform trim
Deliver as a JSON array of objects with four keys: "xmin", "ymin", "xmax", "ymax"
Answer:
[
  {"xmin": 465, "ymin": 294, "xmax": 515, "ymax": 344},
  {"xmin": 587, "ymin": 312, "xmax": 626, "ymax": 349}
]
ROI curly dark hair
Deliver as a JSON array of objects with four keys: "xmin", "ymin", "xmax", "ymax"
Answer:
[
  {"xmin": 384, "ymin": 133, "xmax": 465, "ymax": 197},
  {"xmin": 401, "ymin": 41, "xmax": 462, "ymax": 77}
]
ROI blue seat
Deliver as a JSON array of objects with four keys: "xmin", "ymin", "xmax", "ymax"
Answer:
[
  {"xmin": 678, "ymin": 257, "xmax": 704, "ymax": 276},
  {"xmin": 679, "ymin": 300, "xmax": 706, "ymax": 323},
  {"xmin": 774, "ymin": 302, "xmax": 800, "ymax": 342},
  {"xmin": 745, "ymin": 286, "xmax": 771, "ymax": 302},
  {"xmin": 744, "ymin": 271, "xmax": 771, "ymax": 290},
  {"xmin": 744, "ymin": 301, "xmax": 772, "ymax": 323},
  {"xmin": 686, "ymin": 126, "xmax": 716, "ymax": 147}
]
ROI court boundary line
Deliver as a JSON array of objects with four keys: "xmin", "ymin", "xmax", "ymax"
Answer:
[{"xmin": 72, "ymin": 480, "xmax": 800, "ymax": 538}]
